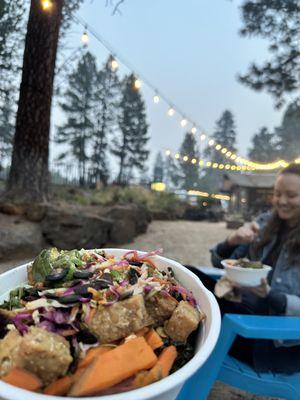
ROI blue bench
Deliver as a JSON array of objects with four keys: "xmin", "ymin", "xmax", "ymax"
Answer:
[{"xmin": 177, "ymin": 314, "xmax": 300, "ymax": 400}]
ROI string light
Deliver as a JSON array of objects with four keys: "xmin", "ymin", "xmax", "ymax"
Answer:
[
  {"xmin": 164, "ymin": 150, "xmax": 257, "ymax": 171},
  {"xmin": 191, "ymin": 127, "xmax": 197, "ymax": 134},
  {"xmin": 133, "ymin": 77, "xmax": 141, "ymax": 90},
  {"xmin": 110, "ymin": 58, "xmax": 119, "ymax": 71},
  {"xmin": 188, "ymin": 190, "xmax": 231, "ymax": 201},
  {"xmin": 153, "ymin": 94, "xmax": 160, "ymax": 103},
  {"xmin": 81, "ymin": 31, "xmax": 89, "ymax": 45},
  {"xmin": 72, "ymin": 14, "xmax": 300, "ymax": 172},
  {"xmin": 180, "ymin": 118, "xmax": 187, "ymax": 127},
  {"xmin": 41, "ymin": 0, "xmax": 53, "ymax": 11},
  {"xmin": 167, "ymin": 107, "xmax": 175, "ymax": 116}
]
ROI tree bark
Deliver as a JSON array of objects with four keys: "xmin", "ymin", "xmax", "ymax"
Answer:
[{"xmin": 3, "ymin": 0, "xmax": 63, "ymax": 203}]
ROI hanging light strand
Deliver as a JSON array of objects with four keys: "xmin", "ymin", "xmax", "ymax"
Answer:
[{"xmin": 70, "ymin": 14, "xmax": 299, "ymax": 170}]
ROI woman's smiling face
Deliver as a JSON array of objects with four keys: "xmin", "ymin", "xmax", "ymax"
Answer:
[{"xmin": 273, "ymin": 173, "xmax": 300, "ymax": 221}]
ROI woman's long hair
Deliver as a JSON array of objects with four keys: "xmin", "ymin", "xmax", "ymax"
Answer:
[{"xmin": 255, "ymin": 163, "xmax": 300, "ymax": 261}]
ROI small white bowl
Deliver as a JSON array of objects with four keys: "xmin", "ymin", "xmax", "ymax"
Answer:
[
  {"xmin": 0, "ymin": 248, "xmax": 221, "ymax": 400},
  {"xmin": 221, "ymin": 259, "xmax": 272, "ymax": 287}
]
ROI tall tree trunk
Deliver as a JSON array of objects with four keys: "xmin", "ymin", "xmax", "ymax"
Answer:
[{"xmin": 4, "ymin": 0, "xmax": 63, "ymax": 203}]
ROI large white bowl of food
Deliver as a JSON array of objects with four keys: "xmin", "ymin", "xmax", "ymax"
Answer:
[
  {"xmin": 0, "ymin": 248, "xmax": 220, "ymax": 400},
  {"xmin": 221, "ymin": 258, "xmax": 272, "ymax": 287}
]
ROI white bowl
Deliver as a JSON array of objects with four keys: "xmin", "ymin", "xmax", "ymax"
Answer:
[
  {"xmin": 221, "ymin": 259, "xmax": 272, "ymax": 287},
  {"xmin": 0, "ymin": 248, "xmax": 221, "ymax": 400}
]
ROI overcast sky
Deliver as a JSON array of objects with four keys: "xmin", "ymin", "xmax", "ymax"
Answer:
[{"xmin": 51, "ymin": 0, "xmax": 293, "ymax": 169}]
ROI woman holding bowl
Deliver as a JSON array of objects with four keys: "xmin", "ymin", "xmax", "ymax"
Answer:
[{"xmin": 188, "ymin": 163, "xmax": 300, "ymax": 373}]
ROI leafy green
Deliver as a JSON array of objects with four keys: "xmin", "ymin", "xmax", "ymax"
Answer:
[
  {"xmin": 31, "ymin": 248, "xmax": 85, "ymax": 283},
  {"xmin": 31, "ymin": 248, "xmax": 59, "ymax": 282},
  {"xmin": 110, "ymin": 270, "xmax": 122, "ymax": 282}
]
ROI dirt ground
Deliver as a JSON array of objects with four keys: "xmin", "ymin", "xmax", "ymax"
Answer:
[{"xmin": 0, "ymin": 220, "xmax": 278, "ymax": 400}]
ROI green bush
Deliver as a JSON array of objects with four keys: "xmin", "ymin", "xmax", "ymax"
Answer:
[{"xmin": 53, "ymin": 184, "xmax": 183, "ymax": 216}]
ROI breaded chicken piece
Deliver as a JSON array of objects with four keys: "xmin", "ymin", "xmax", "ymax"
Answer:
[
  {"xmin": 0, "ymin": 327, "xmax": 72, "ymax": 386},
  {"xmin": 145, "ymin": 293, "xmax": 178, "ymax": 326},
  {"xmin": 164, "ymin": 301, "xmax": 203, "ymax": 342},
  {"xmin": 86, "ymin": 294, "xmax": 153, "ymax": 343}
]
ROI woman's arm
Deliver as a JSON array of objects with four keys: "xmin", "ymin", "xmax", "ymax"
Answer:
[{"xmin": 210, "ymin": 241, "xmax": 249, "ymax": 268}]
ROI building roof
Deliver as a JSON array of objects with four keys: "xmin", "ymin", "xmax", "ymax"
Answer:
[{"xmin": 225, "ymin": 172, "xmax": 276, "ymax": 188}]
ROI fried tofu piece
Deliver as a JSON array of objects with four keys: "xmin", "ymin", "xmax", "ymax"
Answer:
[
  {"xmin": 21, "ymin": 327, "xmax": 72, "ymax": 385},
  {"xmin": 0, "ymin": 327, "xmax": 72, "ymax": 386},
  {"xmin": 0, "ymin": 330, "xmax": 24, "ymax": 378},
  {"xmin": 164, "ymin": 301, "xmax": 202, "ymax": 342},
  {"xmin": 145, "ymin": 293, "xmax": 178, "ymax": 326},
  {"xmin": 86, "ymin": 294, "xmax": 153, "ymax": 344}
]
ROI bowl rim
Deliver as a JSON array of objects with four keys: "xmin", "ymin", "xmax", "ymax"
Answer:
[
  {"xmin": 0, "ymin": 248, "xmax": 221, "ymax": 400},
  {"xmin": 221, "ymin": 259, "xmax": 272, "ymax": 272}
]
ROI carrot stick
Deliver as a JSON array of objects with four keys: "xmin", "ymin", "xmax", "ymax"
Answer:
[
  {"xmin": 77, "ymin": 346, "xmax": 112, "ymax": 369},
  {"xmin": 133, "ymin": 345, "xmax": 177, "ymax": 389},
  {"xmin": 145, "ymin": 329, "xmax": 164, "ymax": 350},
  {"xmin": 44, "ymin": 375, "xmax": 73, "ymax": 396},
  {"xmin": 68, "ymin": 337, "xmax": 157, "ymax": 397},
  {"xmin": 157, "ymin": 345, "xmax": 178, "ymax": 377},
  {"xmin": 2, "ymin": 368, "xmax": 42, "ymax": 392}
]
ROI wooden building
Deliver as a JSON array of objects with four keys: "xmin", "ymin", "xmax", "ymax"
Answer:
[{"xmin": 221, "ymin": 172, "xmax": 276, "ymax": 214}]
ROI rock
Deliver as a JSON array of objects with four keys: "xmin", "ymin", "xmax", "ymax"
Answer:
[
  {"xmin": 150, "ymin": 210, "xmax": 174, "ymax": 220},
  {"xmin": 106, "ymin": 204, "xmax": 151, "ymax": 244},
  {"xmin": 0, "ymin": 213, "xmax": 45, "ymax": 260},
  {"xmin": 0, "ymin": 203, "xmax": 26, "ymax": 216},
  {"xmin": 25, "ymin": 203, "xmax": 47, "ymax": 222},
  {"xmin": 41, "ymin": 206, "xmax": 112, "ymax": 250}
]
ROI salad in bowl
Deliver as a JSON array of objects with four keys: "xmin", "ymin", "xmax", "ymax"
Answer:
[
  {"xmin": 221, "ymin": 258, "xmax": 272, "ymax": 287},
  {"xmin": 0, "ymin": 248, "xmax": 220, "ymax": 400}
]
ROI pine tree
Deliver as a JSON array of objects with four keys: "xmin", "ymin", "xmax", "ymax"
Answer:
[
  {"xmin": 153, "ymin": 152, "xmax": 164, "ymax": 182},
  {"xmin": 56, "ymin": 52, "xmax": 98, "ymax": 186},
  {"xmin": 239, "ymin": 0, "xmax": 300, "ymax": 108},
  {"xmin": 91, "ymin": 55, "xmax": 120, "ymax": 186},
  {"xmin": 164, "ymin": 156, "xmax": 181, "ymax": 188},
  {"xmin": 4, "ymin": 0, "xmax": 84, "ymax": 203},
  {"xmin": 205, "ymin": 110, "xmax": 237, "ymax": 163},
  {"xmin": 178, "ymin": 132, "xmax": 200, "ymax": 190},
  {"xmin": 275, "ymin": 100, "xmax": 300, "ymax": 160},
  {"xmin": 0, "ymin": 0, "xmax": 25, "ymax": 169},
  {"xmin": 248, "ymin": 127, "xmax": 278, "ymax": 162},
  {"xmin": 112, "ymin": 74, "xmax": 149, "ymax": 185}
]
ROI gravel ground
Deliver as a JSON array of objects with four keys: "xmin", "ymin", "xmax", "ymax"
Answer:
[{"xmin": 0, "ymin": 220, "xmax": 279, "ymax": 400}]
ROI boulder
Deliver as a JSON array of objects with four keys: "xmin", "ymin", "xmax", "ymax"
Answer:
[
  {"xmin": 106, "ymin": 204, "xmax": 152, "ymax": 244},
  {"xmin": 41, "ymin": 206, "xmax": 112, "ymax": 250},
  {"xmin": 0, "ymin": 213, "xmax": 45, "ymax": 260},
  {"xmin": 25, "ymin": 203, "xmax": 47, "ymax": 222}
]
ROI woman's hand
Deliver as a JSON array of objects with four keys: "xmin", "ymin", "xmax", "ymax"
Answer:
[
  {"xmin": 226, "ymin": 221, "xmax": 260, "ymax": 246},
  {"xmin": 247, "ymin": 278, "xmax": 271, "ymax": 298}
]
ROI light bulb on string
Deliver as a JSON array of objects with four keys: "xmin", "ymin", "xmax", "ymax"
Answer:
[
  {"xmin": 167, "ymin": 107, "xmax": 175, "ymax": 116},
  {"xmin": 132, "ymin": 77, "xmax": 141, "ymax": 90},
  {"xmin": 191, "ymin": 127, "xmax": 197, "ymax": 134},
  {"xmin": 208, "ymin": 139, "xmax": 215, "ymax": 146},
  {"xmin": 153, "ymin": 94, "xmax": 160, "ymax": 103},
  {"xmin": 81, "ymin": 30, "xmax": 89, "ymax": 45},
  {"xmin": 200, "ymin": 134, "xmax": 206, "ymax": 141},
  {"xmin": 165, "ymin": 150, "xmax": 171, "ymax": 156},
  {"xmin": 180, "ymin": 118, "xmax": 187, "ymax": 127},
  {"xmin": 41, "ymin": 0, "xmax": 53, "ymax": 11},
  {"xmin": 110, "ymin": 57, "xmax": 119, "ymax": 71}
]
